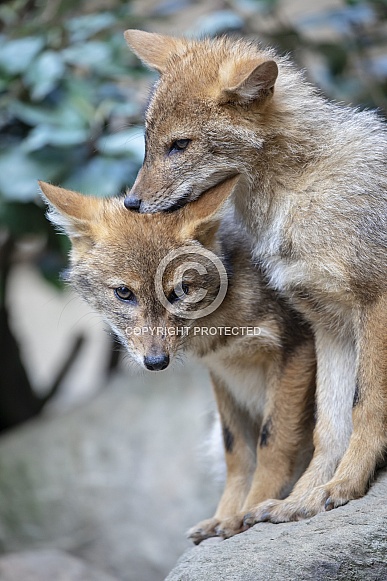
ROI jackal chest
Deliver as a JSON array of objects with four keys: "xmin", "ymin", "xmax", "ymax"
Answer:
[
  {"xmin": 202, "ymin": 331, "xmax": 277, "ymax": 417},
  {"xmin": 205, "ymin": 353, "xmax": 268, "ymax": 420},
  {"xmin": 251, "ymin": 193, "xmax": 346, "ymax": 276},
  {"xmin": 261, "ymin": 255, "xmax": 352, "ymax": 326},
  {"xmin": 251, "ymin": 222, "xmax": 354, "ymax": 326}
]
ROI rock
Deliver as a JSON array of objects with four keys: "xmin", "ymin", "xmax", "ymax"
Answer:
[
  {"xmin": 0, "ymin": 363, "xmax": 220, "ymax": 581},
  {"xmin": 0, "ymin": 549, "xmax": 118, "ymax": 581},
  {"xmin": 166, "ymin": 470, "xmax": 387, "ymax": 581}
]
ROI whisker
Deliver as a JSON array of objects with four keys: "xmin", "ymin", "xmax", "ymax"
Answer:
[{"xmin": 57, "ymin": 295, "xmax": 81, "ymax": 329}]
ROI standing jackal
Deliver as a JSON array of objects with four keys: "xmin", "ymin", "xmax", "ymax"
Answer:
[
  {"xmin": 40, "ymin": 177, "xmax": 315, "ymax": 542},
  {"xmin": 122, "ymin": 30, "xmax": 387, "ymax": 523}
]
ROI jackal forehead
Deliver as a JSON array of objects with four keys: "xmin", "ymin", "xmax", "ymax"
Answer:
[{"xmin": 145, "ymin": 89, "xmax": 213, "ymax": 134}]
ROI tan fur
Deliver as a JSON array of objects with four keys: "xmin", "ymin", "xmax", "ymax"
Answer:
[
  {"xmin": 123, "ymin": 31, "xmax": 387, "ymax": 522},
  {"xmin": 40, "ymin": 178, "xmax": 315, "ymax": 541}
]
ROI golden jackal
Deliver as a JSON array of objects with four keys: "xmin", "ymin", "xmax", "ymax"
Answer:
[
  {"xmin": 122, "ymin": 30, "xmax": 387, "ymax": 524},
  {"xmin": 40, "ymin": 177, "xmax": 315, "ymax": 541}
]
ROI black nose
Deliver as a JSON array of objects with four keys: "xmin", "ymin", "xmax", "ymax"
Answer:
[
  {"xmin": 144, "ymin": 354, "xmax": 170, "ymax": 371},
  {"xmin": 124, "ymin": 194, "xmax": 141, "ymax": 211}
]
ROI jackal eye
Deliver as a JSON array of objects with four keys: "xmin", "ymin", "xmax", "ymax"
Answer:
[
  {"xmin": 115, "ymin": 286, "xmax": 136, "ymax": 302},
  {"xmin": 169, "ymin": 139, "xmax": 190, "ymax": 153},
  {"xmin": 168, "ymin": 283, "xmax": 189, "ymax": 303}
]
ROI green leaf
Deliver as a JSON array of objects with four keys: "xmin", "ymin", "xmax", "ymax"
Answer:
[
  {"xmin": 65, "ymin": 13, "xmax": 117, "ymax": 42},
  {"xmin": 22, "ymin": 124, "xmax": 90, "ymax": 152},
  {"xmin": 110, "ymin": 101, "xmax": 140, "ymax": 118},
  {"xmin": 0, "ymin": 36, "xmax": 44, "ymax": 75},
  {"xmin": 10, "ymin": 98, "xmax": 89, "ymax": 129},
  {"xmin": 63, "ymin": 156, "xmax": 139, "ymax": 197},
  {"xmin": 0, "ymin": 148, "xmax": 64, "ymax": 201},
  {"xmin": 24, "ymin": 50, "xmax": 65, "ymax": 100},
  {"xmin": 97, "ymin": 128, "xmax": 144, "ymax": 162},
  {"xmin": 187, "ymin": 10, "xmax": 244, "ymax": 37},
  {"xmin": 61, "ymin": 41, "xmax": 112, "ymax": 70},
  {"xmin": 0, "ymin": 201, "xmax": 49, "ymax": 237}
]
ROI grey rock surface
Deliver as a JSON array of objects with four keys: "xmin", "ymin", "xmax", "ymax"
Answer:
[
  {"xmin": 0, "ymin": 550, "xmax": 118, "ymax": 581},
  {"xmin": 166, "ymin": 471, "xmax": 387, "ymax": 581},
  {"xmin": 0, "ymin": 363, "xmax": 220, "ymax": 581}
]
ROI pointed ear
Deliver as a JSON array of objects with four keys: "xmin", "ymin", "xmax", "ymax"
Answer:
[
  {"xmin": 180, "ymin": 175, "xmax": 240, "ymax": 241},
  {"xmin": 124, "ymin": 29, "xmax": 185, "ymax": 73},
  {"xmin": 219, "ymin": 59, "xmax": 278, "ymax": 105},
  {"xmin": 38, "ymin": 181, "xmax": 103, "ymax": 241}
]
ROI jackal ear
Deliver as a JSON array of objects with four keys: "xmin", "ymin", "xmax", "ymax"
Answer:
[
  {"xmin": 124, "ymin": 29, "xmax": 185, "ymax": 73},
  {"xmin": 219, "ymin": 59, "xmax": 278, "ymax": 105},
  {"xmin": 180, "ymin": 175, "xmax": 240, "ymax": 241},
  {"xmin": 38, "ymin": 181, "xmax": 103, "ymax": 242}
]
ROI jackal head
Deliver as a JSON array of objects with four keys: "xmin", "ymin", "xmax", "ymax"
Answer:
[
  {"xmin": 40, "ymin": 176, "xmax": 239, "ymax": 371},
  {"xmin": 123, "ymin": 30, "xmax": 279, "ymax": 213}
]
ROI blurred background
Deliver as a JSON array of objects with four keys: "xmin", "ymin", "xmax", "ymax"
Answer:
[{"xmin": 1, "ymin": 0, "xmax": 387, "ymax": 579}]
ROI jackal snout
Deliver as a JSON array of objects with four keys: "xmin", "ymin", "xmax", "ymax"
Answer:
[
  {"xmin": 143, "ymin": 352, "xmax": 170, "ymax": 371},
  {"xmin": 124, "ymin": 193, "xmax": 142, "ymax": 211},
  {"xmin": 123, "ymin": 168, "xmax": 158, "ymax": 213}
]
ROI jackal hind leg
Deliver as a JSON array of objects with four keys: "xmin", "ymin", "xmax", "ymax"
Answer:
[
  {"xmin": 247, "ymin": 326, "xmax": 357, "ymax": 524},
  {"xmin": 322, "ymin": 295, "xmax": 387, "ymax": 509}
]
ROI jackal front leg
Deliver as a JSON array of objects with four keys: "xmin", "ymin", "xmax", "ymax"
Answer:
[
  {"xmin": 322, "ymin": 295, "xmax": 387, "ymax": 509},
  {"xmin": 187, "ymin": 373, "xmax": 257, "ymax": 544},
  {"xmin": 241, "ymin": 340, "xmax": 316, "ymax": 528}
]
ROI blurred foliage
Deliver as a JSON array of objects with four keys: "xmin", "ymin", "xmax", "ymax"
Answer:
[
  {"xmin": 1, "ymin": 0, "xmax": 387, "ymax": 283},
  {"xmin": 252, "ymin": 0, "xmax": 387, "ymax": 109},
  {"xmin": 0, "ymin": 0, "xmax": 387, "ymax": 426},
  {"xmin": 0, "ymin": 0, "xmax": 148, "ymax": 292}
]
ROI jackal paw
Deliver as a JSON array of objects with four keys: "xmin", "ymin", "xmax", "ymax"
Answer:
[
  {"xmin": 213, "ymin": 514, "xmax": 248, "ymax": 539},
  {"xmin": 187, "ymin": 514, "xmax": 247, "ymax": 544},
  {"xmin": 323, "ymin": 478, "xmax": 364, "ymax": 511},
  {"xmin": 187, "ymin": 517, "xmax": 220, "ymax": 545},
  {"xmin": 243, "ymin": 488, "xmax": 328, "ymax": 524}
]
